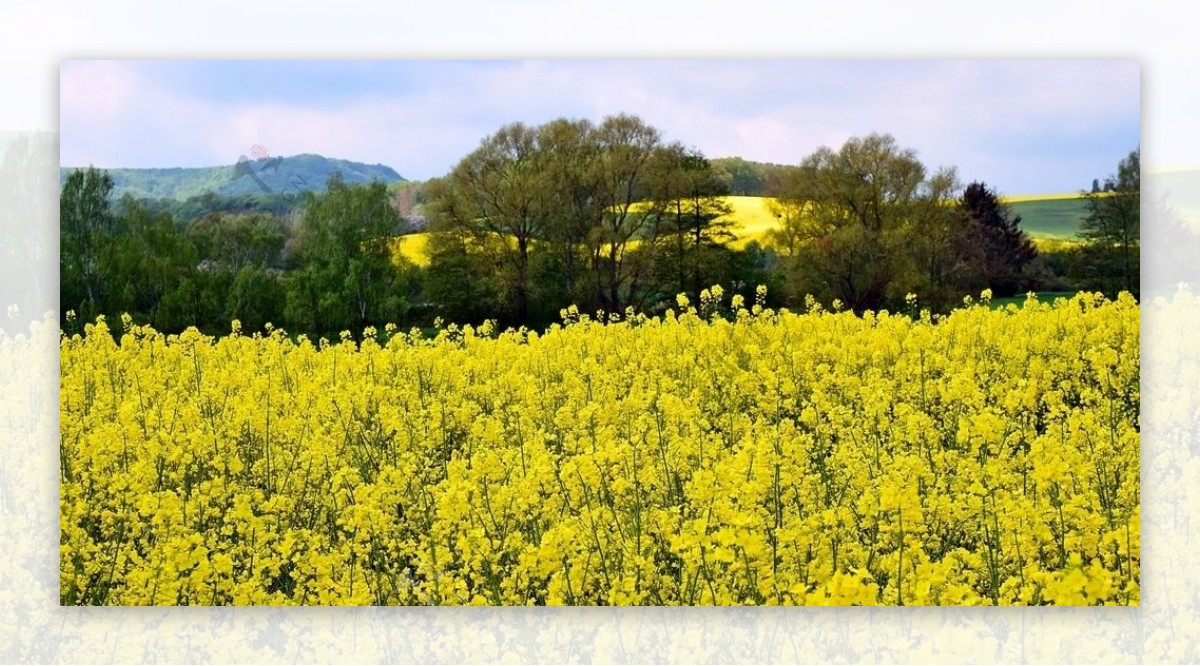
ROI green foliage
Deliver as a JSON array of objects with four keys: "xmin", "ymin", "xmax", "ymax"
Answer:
[
  {"xmin": 423, "ymin": 231, "xmax": 504, "ymax": 326},
  {"xmin": 653, "ymin": 146, "xmax": 735, "ymax": 299},
  {"xmin": 956, "ymin": 182, "xmax": 1038, "ymax": 297},
  {"xmin": 284, "ymin": 176, "xmax": 413, "ymax": 335},
  {"xmin": 60, "ymin": 166, "xmax": 421, "ymax": 338},
  {"xmin": 165, "ymin": 191, "xmax": 306, "ymax": 222},
  {"xmin": 60, "ymin": 167, "xmax": 117, "ymax": 320},
  {"xmin": 1078, "ymin": 148, "xmax": 1140, "ymax": 298},
  {"xmin": 188, "ymin": 212, "xmax": 288, "ymax": 271},
  {"xmin": 106, "ymin": 196, "xmax": 199, "ymax": 322},
  {"xmin": 710, "ymin": 157, "xmax": 795, "ymax": 196},
  {"xmin": 225, "ymin": 266, "xmax": 286, "ymax": 332},
  {"xmin": 155, "ymin": 270, "xmax": 228, "ymax": 333},
  {"xmin": 428, "ymin": 114, "xmax": 706, "ymax": 322},
  {"xmin": 586, "ymin": 114, "xmax": 675, "ymax": 311},
  {"xmin": 769, "ymin": 133, "xmax": 963, "ymax": 312},
  {"xmin": 430, "ymin": 122, "xmax": 552, "ymax": 323}
]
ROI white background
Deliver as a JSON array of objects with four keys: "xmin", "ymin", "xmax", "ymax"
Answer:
[{"xmin": 1, "ymin": 1, "xmax": 1194, "ymax": 663}]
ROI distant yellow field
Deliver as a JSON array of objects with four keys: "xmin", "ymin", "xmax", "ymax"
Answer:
[
  {"xmin": 390, "ymin": 194, "xmax": 1076, "ymax": 267},
  {"xmin": 720, "ymin": 196, "xmax": 782, "ymax": 248},
  {"xmin": 695, "ymin": 194, "xmax": 1083, "ymax": 248},
  {"xmin": 1032, "ymin": 237, "xmax": 1083, "ymax": 251},
  {"xmin": 391, "ymin": 232, "xmax": 520, "ymax": 267},
  {"xmin": 392, "ymin": 233, "xmax": 431, "ymax": 267}
]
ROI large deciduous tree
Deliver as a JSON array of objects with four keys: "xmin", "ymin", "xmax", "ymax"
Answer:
[
  {"xmin": 428, "ymin": 122, "xmax": 552, "ymax": 324},
  {"xmin": 589, "ymin": 114, "xmax": 670, "ymax": 312},
  {"xmin": 536, "ymin": 117, "xmax": 603, "ymax": 309},
  {"xmin": 107, "ymin": 195, "xmax": 198, "ymax": 325},
  {"xmin": 427, "ymin": 113, "xmax": 687, "ymax": 323},
  {"xmin": 769, "ymin": 133, "xmax": 959, "ymax": 312},
  {"xmin": 1080, "ymin": 148, "xmax": 1140, "ymax": 298},
  {"xmin": 188, "ymin": 212, "xmax": 288, "ymax": 273},
  {"xmin": 285, "ymin": 174, "xmax": 411, "ymax": 335},
  {"xmin": 60, "ymin": 166, "xmax": 117, "ymax": 319},
  {"xmin": 654, "ymin": 144, "xmax": 735, "ymax": 299}
]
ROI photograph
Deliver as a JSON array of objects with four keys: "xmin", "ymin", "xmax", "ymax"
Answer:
[{"xmin": 57, "ymin": 59, "xmax": 1141, "ymax": 606}]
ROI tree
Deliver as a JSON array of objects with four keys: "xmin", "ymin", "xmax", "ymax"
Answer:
[
  {"xmin": 769, "ymin": 134, "xmax": 956, "ymax": 312},
  {"xmin": 589, "ymin": 114, "xmax": 671, "ymax": 312},
  {"xmin": 428, "ymin": 123, "xmax": 552, "ymax": 324},
  {"xmin": 956, "ymin": 181, "xmax": 1037, "ymax": 297},
  {"xmin": 902, "ymin": 167, "xmax": 968, "ymax": 311},
  {"xmin": 710, "ymin": 156, "xmax": 765, "ymax": 196},
  {"xmin": 108, "ymin": 195, "xmax": 198, "ymax": 324},
  {"xmin": 655, "ymin": 144, "xmax": 735, "ymax": 299},
  {"xmin": 60, "ymin": 166, "xmax": 117, "ymax": 319},
  {"xmin": 188, "ymin": 212, "xmax": 288, "ymax": 272},
  {"xmin": 285, "ymin": 175, "xmax": 411, "ymax": 335},
  {"xmin": 537, "ymin": 117, "xmax": 604, "ymax": 311},
  {"xmin": 1080, "ymin": 148, "xmax": 1139, "ymax": 297},
  {"xmin": 427, "ymin": 113, "xmax": 676, "ymax": 321},
  {"xmin": 225, "ymin": 265, "xmax": 285, "ymax": 332},
  {"xmin": 421, "ymin": 216, "xmax": 504, "ymax": 326},
  {"xmin": 156, "ymin": 269, "xmax": 226, "ymax": 333}
]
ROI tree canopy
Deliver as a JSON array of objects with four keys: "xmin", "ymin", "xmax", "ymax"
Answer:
[
  {"xmin": 1079, "ymin": 148, "xmax": 1140, "ymax": 297},
  {"xmin": 426, "ymin": 113, "xmax": 736, "ymax": 325},
  {"xmin": 285, "ymin": 175, "xmax": 413, "ymax": 335},
  {"xmin": 768, "ymin": 133, "xmax": 962, "ymax": 311}
]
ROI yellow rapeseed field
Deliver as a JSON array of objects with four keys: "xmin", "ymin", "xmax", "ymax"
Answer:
[
  {"xmin": 721, "ymin": 195, "xmax": 782, "ymax": 249},
  {"xmin": 388, "ymin": 197, "xmax": 780, "ymax": 267},
  {"xmin": 388, "ymin": 194, "xmax": 1079, "ymax": 266},
  {"xmin": 59, "ymin": 288, "xmax": 1139, "ymax": 606},
  {"xmin": 391, "ymin": 233, "xmax": 431, "ymax": 267}
]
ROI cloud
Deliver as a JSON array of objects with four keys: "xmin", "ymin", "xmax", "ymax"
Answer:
[
  {"xmin": 60, "ymin": 61, "xmax": 140, "ymax": 120},
  {"xmin": 59, "ymin": 60, "xmax": 1140, "ymax": 192}
]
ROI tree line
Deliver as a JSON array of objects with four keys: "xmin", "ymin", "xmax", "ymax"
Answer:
[
  {"xmin": 59, "ymin": 113, "xmax": 1140, "ymax": 338},
  {"xmin": 62, "ymin": 172, "xmax": 417, "ymax": 336}
]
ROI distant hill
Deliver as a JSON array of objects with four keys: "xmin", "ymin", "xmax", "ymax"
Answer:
[
  {"xmin": 1006, "ymin": 196, "xmax": 1088, "ymax": 240},
  {"xmin": 710, "ymin": 157, "xmax": 794, "ymax": 196},
  {"xmin": 59, "ymin": 153, "xmax": 406, "ymax": 201}
]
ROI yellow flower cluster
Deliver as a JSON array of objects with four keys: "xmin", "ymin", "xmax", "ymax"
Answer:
[{"xmin": 59, "ymin": 290, "xmax": 1139, "ymax": 605}]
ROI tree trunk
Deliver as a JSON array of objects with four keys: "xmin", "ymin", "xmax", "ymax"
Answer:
[
  {"xmin": 517, "ymin": 236, "xmax": 530, "ymax": 325},
  {"xmin": 693, "ymin": 203, "xmax": 703, "ymax": 297},
  {"xmin": 676, "ymin": 201, "xmax": 685, "ymax": 295},
  {"xmin": 608, "ymin": 245, "xmax": 621, "ymax": 312}
]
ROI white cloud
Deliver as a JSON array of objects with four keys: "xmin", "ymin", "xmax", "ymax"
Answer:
[
  {"xmin": 59, "ymin": 61, "xmax": 139, "ymax": 121},
  {"xmin": 58, "ymin": 60, "xmax": 1140, "ymax": 191}
]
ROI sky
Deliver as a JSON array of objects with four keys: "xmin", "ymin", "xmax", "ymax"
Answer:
[{"xmin": 59, "ymin": 60, "xmax": 1140, "ymax": 195}]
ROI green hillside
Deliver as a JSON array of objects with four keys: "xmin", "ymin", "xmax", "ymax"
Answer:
[
  {"xmin": 1007, "ymin": 196, "xmax": 1088, "ymax": 240},
  {"xmin": 60, "ymin": 153, "xmax": 406, "ymax": 201}
]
